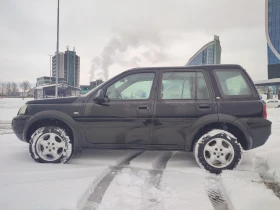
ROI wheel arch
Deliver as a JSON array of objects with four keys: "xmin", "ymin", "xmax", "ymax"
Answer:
[
  {"xmin": 24, "ymin": 110, "xmax": 83, "ymax": 154},
  {"xmin": 187, "ymin": 114, "xmax": 253, "ymax": 151}
]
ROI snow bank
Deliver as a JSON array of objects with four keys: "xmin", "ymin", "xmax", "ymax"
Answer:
[
  {"xmin": 254, "ymin": 108, "xmax": 280, "ymax": 184},
  {"xmin": 221, "ymin": 172, "xmax": 280, "ymax": 210},
  {"xmin": 266, "ymin": 152, "xmax": 280, "ymax": 183}
]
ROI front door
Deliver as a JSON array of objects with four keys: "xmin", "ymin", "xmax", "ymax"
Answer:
[
  {"xmin": 84, "ymin": 71, "xmax": 157, "ymax": 148},
  {"xmin": 152, "ymin": 69, "xmax": 217, "ymax": 150}
]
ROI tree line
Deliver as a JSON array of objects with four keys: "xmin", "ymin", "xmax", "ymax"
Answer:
[{"xmin": 0, "ymin": 81, "xmax": 33, "ymax": 97}]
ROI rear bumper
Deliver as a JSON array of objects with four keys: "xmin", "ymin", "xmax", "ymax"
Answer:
[
  {"xmin": 251, "ymin": 120, "xmax": 272, "ymax": 149},
  {"xmin": 12, "ymin": 115, "xmax": 34, "ymax": 142},
  {"xmin": 246, "ymin": 118, "xmax": 272, "ymax": 149}
]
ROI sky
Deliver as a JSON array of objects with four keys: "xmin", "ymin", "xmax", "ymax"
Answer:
[{"xmin": 0, "ymin": 0, "xmax": 268, "ymax": 86}]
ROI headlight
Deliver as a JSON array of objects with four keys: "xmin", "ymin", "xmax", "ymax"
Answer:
[{"xmin": 18, "ymin": 105, "xmax": 28, "ymax": 115}]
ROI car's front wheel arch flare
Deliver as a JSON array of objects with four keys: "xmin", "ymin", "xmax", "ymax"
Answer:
[{"xmin": 26, "ymin": 118, "xmax": 74, "ymax": 144}]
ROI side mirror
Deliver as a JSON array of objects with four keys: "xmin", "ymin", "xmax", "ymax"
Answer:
[{"xmin": 94, "ymin": 89, "xmax": 105, "ymax": 103}]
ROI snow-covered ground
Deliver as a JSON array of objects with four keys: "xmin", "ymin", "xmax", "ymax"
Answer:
[
  {"xmin": 0, "ymin": 98, "xmax": 280, "ymax": 210},
  {"xmin": 0, "ymin": 98, "xmax": 31, "ymax": 134}
]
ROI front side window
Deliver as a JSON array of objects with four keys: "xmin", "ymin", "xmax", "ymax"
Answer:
[
  {"xmin": 106, "ymin": 73, "xmax": 154, "ymax": 100},
  {"xmin": 215, "ymin": 70, "xmax": 251, "ymax": 96}
]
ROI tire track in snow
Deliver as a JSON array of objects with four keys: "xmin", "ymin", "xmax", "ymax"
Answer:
[
  {"xmin": 205, "ymin": 176, "xmax": 230, "ymax": 210},
  {"xmin": 148, "ymin": 151, "xmax": 173, "ymax": 188},
  {"xmin": 142, "ymin": 151, "xmax": 173, "ymax": 209},
  {"xmin": 83, "ymin": 151, "xmax": 173, "ymax": 210},
  {"xmin": 123, "ymin": 151, "xmax": 173, "ymax": 210},
  {"xmin": 81, "ymin": 151, "xmax": 144, "ymax": 210}
]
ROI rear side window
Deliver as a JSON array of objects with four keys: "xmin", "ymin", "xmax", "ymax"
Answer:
[
  {"xmin": 161, "ymin": 72, "xmax": 209, "ymax": 100},
  {"xmin": 215, "ymin": 70, "xmax": 251, "ymax": 96}
]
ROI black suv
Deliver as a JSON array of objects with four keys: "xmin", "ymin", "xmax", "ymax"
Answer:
[{"xmin": 12, "ymin": 65, "xmax": 271, "ymax": 173}]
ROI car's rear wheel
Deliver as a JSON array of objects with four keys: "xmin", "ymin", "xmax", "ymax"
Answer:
[
  {"xmin": 193, "ymin": 129, "xmax": 242, "ymax": 174},
  {"xmin": 29, "ymin": 126, "xmax": 73, "ymax": 163}
]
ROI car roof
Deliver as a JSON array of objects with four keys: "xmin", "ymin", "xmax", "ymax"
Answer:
[{"xmin": 127, "ymin": 64, "xmax": 244, "ymax": 72}]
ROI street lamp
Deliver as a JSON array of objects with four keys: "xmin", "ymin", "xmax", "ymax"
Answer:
[
  {"xmin": 55, "ymin": 0, "xmax": 60, "ymax": 97},
  {"xmin": 48, "ymin": 54, "xmax": 53, "ymax": 85}
]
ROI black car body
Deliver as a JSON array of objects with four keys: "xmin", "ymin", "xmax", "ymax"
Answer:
[{"xmin": 12, "ymin": 64, "xmax": 272, "ymax": 172}]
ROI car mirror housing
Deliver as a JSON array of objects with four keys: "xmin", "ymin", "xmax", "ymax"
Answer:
[{"xmin": 94, "ymin": 89, "xmax": 105, "ymax": 103}]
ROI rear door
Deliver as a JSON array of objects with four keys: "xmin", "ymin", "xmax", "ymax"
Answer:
[
  {"xmin": 212, "ymin": 69, "xmax": 263, "ymax": 118},
  {"xmin": 152, "ymin": 69, "xmax": 217, "ymax": 150}
]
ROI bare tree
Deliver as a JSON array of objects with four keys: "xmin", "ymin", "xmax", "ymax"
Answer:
[
  {"xmin": 0, "ymin": 83, "xmax": 6, "ymax": 97},
  {"xmin": 6, "ymin": 82, "xmax": 12, "ymax": 96},
  {"xmin": 20, "ymin": 80, "xmax": 31, "ymax": 98},
  {"xmin": 11, "ymin": 82, "xmax": 18, "ymax": 96}
]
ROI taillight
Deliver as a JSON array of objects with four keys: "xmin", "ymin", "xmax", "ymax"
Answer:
[{"xmin": 263, "ymin": 103, "xmax": 267, "ymax": 119}]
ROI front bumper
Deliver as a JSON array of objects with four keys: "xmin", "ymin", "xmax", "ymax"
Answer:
[{"xmin": 12, "ymin": 115, "xmax": 33, "ymax": 142}]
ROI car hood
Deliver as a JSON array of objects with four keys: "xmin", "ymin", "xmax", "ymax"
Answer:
[{"xmin": 26, "ymin": 97, "xmax": 79, "ymax": 104}]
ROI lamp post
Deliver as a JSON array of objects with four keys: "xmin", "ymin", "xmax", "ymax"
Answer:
[
  {"xmin": 55, "ymin": 0, "xmax": 60, "ymax": 97},
  {"xmin": 48, "ymin": 54, "xmax": 53, "ymax": 85}
]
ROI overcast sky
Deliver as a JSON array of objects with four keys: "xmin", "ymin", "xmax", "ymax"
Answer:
[{"xmin": 0, "ymin": 0, "xmax": 267, "ymax": 85}]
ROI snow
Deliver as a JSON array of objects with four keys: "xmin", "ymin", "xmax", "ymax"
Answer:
[
  {"xmin": 0, "ymin": 134, "xmax": 110, "ymax": 210},
  {"xmin": 1, "ymin": 98, "xmax": 280, "ymax": 210},
  {"xmin": 97, "ymin": 168, "xmax": 168, "ymax": 210},
  {"xmin": 0, "ymin": 98, "xmax": 32, "ymax": 134},
  {"xmin": 129, "ymin": 151, "xmax": 165, "ymax": 170},
  {"xmin": 221, "ymin": 174, "xmax": 280, "ymax": 210},
  {"xmin": 0, "ymin": 98, "xmax": 30, "ymax": 121},
  {"xmin": 69, "ymin": 149, "xmax": 141, "ymax": 167}
]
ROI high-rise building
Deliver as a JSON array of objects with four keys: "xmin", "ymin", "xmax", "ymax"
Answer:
[
  {"xmin": 52, "ymin": 47, "xmax": 80, "ymax": 87},
  {"xmin": 267, "ymin": 0, "xmax": 280, "ymax": 79},
  {"xmin": 52, "ymin": 52, "xmax": 65, "ymax": 78},
  {"xmin": 186, "ymin": 35, "xmax": 222, "ymax": 66}
]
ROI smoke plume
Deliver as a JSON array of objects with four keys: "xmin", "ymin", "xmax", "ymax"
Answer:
[{"xmin": 89, "ymin": 31, "xmax": 168, "ymax": 81}]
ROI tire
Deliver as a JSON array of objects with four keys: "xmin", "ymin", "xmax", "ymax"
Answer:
[
  {"xmin": 29, "ymin": 126, "xmax": 73, "ymax": 163},
  {"xmin": 193, "ymin": 129, "xmax": 242, "ymax": 174}
]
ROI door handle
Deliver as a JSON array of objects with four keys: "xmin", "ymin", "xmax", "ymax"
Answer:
[
  {"xmin": 137, "ymin": 106, "xmax": 149, "ymax": 110},
  {"xmin": 198, "ymin": 104, "xmax": 211, "ymax": 109}
]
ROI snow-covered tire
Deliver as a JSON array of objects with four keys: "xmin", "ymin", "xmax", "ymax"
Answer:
[
  {"xmin": 29, "ymin": 126, "xmax": 73, "ymax": 163},
  {"xmin": 193, "ymin": 129, "xmax": 242, "ymax": 174}
]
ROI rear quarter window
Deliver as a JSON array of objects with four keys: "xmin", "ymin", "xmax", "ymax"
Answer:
[{"xmin": 214, "ymin": 70, "xmax": 252, "ymax": 96}]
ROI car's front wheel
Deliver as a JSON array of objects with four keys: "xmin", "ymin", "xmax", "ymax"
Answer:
[
  {"xmin": 29, "ymin": 126, "xmax": 73, "ymax": 163},
  {"xmin": 193, "ymin": 129, "xmax": 242, "ymax": 174}
]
